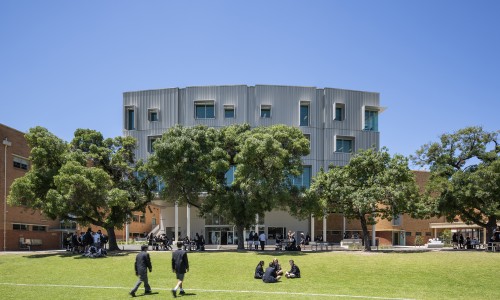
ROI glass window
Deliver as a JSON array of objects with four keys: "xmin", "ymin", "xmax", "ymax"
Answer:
[
  {"xmin": 335, "ymin": 103, "xmax": 345, "ymax": 121},
  {"xmin": 300, "ymin": 104, "xmax": 309, "ymax": 126},
  {"xmin": 291, "ymin": 166, "xmax": 312, "ymax": 189},
  {"xmin": 224, "ymin": 106, "xmax": 235, "ymax": 118},
  {"xmin": 195, "ymin": 102, "xmax": 215, "ymax": 119},
  {"xmin": 148, "ymin": 136, "xmax": 161, "ymax": 153},
  {"xmin": 268, "ymin": 227, "xmax": 286, "ymax": 240},
  {"xmin": 260, "ymin": 105, "xmax": 271, "ymax": 118},
  {"xmin": 364, "ymin": 110, "xmax": 378, "ymax": 131},
  {"xmin": 336, "ymin": 138, "xmax": 353, "ymax": 153},
  {"xmin": 126, "ymin": 108, "xmax": 135, "ymax": 130},
  {"xmin": 132, "ymin": 215, "xmax": 139, "ymax": 222},
  {"xmin": 392, "ymin": 215, "xmax": 402, "ymax": 226},
  {"xmin": 13, "ymin": 224, "xmax": 29, "ymax": 230},
  {"xmin": 225, "ymin": 165, "xmax": 236, "ymax": 186},
  {"xmin": 148, "ymin": 109, "xmax": 159, "ymax": 122},
  {"xmin": 13, "ymin": 157, "xmax": 29, "ymax": 170},
  {"xmin": 32, "ymin": 225, "xmax": 46, "ymax": 232}
]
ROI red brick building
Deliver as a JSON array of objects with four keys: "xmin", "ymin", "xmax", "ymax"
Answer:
[{"xmin": 0, "ymin": 124, "xmax": 62, "ymax": 251}]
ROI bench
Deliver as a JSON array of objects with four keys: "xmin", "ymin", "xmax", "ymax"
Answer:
[
  {"xmin": 340, "ymin": 239, "xmax": 362, "ymax": 249},
  {"xmin": 487, "ymin": 242, "xmax": 500, "ymax": 252},
  {"xmin": 310, "ymin": 242, "xmax": 330, "ymax": 251},
  {"xmin": 19, "ymin": 238, "xmax": 43, "ymax": 250}
]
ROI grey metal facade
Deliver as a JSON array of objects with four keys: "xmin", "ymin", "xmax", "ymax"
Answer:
[{"xmin": 123, "ymin": 84, "xmax": 383, "ymax": 176}]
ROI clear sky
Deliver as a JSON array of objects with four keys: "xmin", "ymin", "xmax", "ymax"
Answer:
[{"xmin": 1, "ymin": 0, "xmax": 499, "ymax": 163}]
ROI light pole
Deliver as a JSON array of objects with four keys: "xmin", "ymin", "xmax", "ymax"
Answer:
[{"xmin": 3, "ymin": 138, "xmax": 11, "ymax": 252}]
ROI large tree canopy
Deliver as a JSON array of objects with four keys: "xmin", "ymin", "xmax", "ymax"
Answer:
[
  {"xmin": 148, "ymin": 124, "xmax": 311, "ymax": 249},
  {"xmin": 411, "ymin": 126, "xmax": 500, "ymax": 240},
  {"xmin": 308, "ymin": 147, "xmax": 420, "ymax": 251},
  {"xmin": 8, "ymin": 127, "xmax": 156, "ymax": 251}
]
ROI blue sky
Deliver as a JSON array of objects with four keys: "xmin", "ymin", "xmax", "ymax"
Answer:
[{"xmin": 1, "ymin": 1, "xmax": 499, "ymax": 162}]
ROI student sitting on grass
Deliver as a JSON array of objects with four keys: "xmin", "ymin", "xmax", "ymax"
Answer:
[
  {"xmin": 285, "ymin": 259, "xmax": 300, "ymax": 278},
  {"xmin": 271, "ymin": 258, "xmax": 283, "ymax": 276},
  {"xmin": 254, "ymin": 260, "xmax": 265, "ymax": 279},
  {"xmin": 262, "ymin": 262, "xmax": 281, "ymax": 283}
]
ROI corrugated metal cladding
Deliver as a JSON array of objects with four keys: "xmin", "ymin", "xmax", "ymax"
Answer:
[{"xmin": 123, "ymin": 84, "xmax": 382, "ymax": 174}]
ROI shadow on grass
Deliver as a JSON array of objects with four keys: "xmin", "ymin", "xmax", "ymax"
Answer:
[
  {"xmin": 132, "ymin": 292, "xmax": 162, "ymax": 297},
  {"xmin": 23, "ymin": 250, "xmax": 135, "ymax": 259}
]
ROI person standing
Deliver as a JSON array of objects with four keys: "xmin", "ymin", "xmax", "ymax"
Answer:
[
  {"xmin": 129, "ymin": 244, "xmax": 153, "ymax": 297},
  {"xmin": 259, "ymin": 232, "xmax": 266, "ymax": 251},
  {"xmin": 171, "ymin": 241, "xmax": 189, "ymax": 297}
]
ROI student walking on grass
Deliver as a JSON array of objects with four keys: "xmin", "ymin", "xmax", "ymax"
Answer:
[
  {"xmin": 129, "ymin": 244, "xmax": 153, "ymax": 297},
  {"xmin": 171, "ymin": 241, "xmax": 189, "ymax": 297}
]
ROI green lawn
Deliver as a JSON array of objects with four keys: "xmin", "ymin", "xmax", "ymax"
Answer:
[{"xmin": 0, "ymin": 249, "xmax": 498, "ymax": 299}]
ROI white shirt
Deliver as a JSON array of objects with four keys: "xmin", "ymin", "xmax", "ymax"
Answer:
[{"xmin": 259, "ymin": 233, "xmax": 266, "ymax": 242}]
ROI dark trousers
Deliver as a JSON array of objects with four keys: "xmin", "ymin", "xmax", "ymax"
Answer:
[{"xmin": 131, "ymin": 272, "xmax": 151, "ymax": 293}]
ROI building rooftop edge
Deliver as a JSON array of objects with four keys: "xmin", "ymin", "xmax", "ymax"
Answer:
[{"xmin": 123, "ymin": 84, "xmax": 379, "ymax": 96}]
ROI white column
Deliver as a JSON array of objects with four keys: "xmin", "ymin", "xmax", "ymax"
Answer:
[
  {"xmin": 310, "ymin": 215, "xmax": 315, "ymax": 240},
  {"xmin": 125, "ymin": 223, "xmax": 129, "ymax": 244},
  {"xmin": 255, "ymin": 214, "xmax": 259, "ymax": 234},
  {"xmin": 372, "ymin": 223, "xmax": 376, "ymax": 247},
  {"xmin": 323, "ymin": 214, "xmax": 327, "ymax": 242},
  {"xmin": 160, "ymin": 209, "xmax": 165, "ymax": 236},
  {"xmin": 186, "ymin": 204, "xmax": 191, "ymax": 239},
  {"xmin": 3, "ymin": 138, "xmax": 11, "ymax": 252},
  {"xmin": 343, "ymin": 215, "xmax": 346, "ymax": 238},
  {"xmin": 174, "ymin": 202, "xmax": 179, "ymax": 242}
]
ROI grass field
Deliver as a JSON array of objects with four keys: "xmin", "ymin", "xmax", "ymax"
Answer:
[{"xmin": 0, "ymin": 249, "xmax": 498, "ymax": 299}]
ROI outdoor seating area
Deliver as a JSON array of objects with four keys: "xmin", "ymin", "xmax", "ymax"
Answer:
[
  {"xmin": 19, "ymin": 238, "xmax": 43, "ymax": 250},
  {"xmin": 340, "ymin": 239, "xmax": 362, "ymax": 249},
  {"xmin": 486, "ymin": 242, "xmax": 500, "ymax": 252},
  {"xmin": 310, "ymin": 241, "xmax": 331, "ymax": 251},
  {"xmin": 426, "ymin": 238, "xmax": 444, "ymax": 249}
]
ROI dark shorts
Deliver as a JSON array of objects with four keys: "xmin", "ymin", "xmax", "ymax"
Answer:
[
  {"xmin": 176, "ymin": 273, "xmax": 185, "ymax": 281},
  {"xmin": 263, "ymin": 277, "xmax": 277, "ymax": 283}
]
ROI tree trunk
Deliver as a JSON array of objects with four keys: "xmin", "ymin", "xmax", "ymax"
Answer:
[
  {"xmin": 486, "ymin": 216, "xmax": 497, "ymax": 242},
  {"xmin": 236, "ymin": 225, "xmax": 245, "ymax": 250},
  {"xmin": 106, "ymin": 226, "xmax": 120, "ymax": 251},
  {"xmin": 360, "ymin": 216, "xmax": 371, "ymax": 251}
]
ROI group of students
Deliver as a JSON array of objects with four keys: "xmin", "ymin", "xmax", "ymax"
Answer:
[
  {"xmin": 254, "ymin": 258, "xmax": 300, "ymax": 283},
  {"xmin": 67, "ymin": 228, "xmax": 108, "ymax": 257}
]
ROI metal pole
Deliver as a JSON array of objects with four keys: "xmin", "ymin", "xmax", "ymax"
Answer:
[{"xmin": 3, "ymin": 138, "xmax": 12, "ymax": 252}]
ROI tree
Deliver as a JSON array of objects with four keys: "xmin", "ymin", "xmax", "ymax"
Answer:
[
  {"xmin": 148, "ymin": 124, "xmax": 311, "ymax": 249},
  {"xmin": 308, "ymin": 148, "xmax": 420, "ymax": 251},
  {"xmin": 8, "ymin": 127, "xmax": 156, "ymax": 251},
  {"xmin": 412, "ymin": 126, "xmax": 500, "ymax": 241}
]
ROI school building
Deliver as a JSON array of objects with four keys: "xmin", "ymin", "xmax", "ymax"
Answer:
[{"xmin": 122, "ymin": 84, "xmax": 479, "ymax": 247}]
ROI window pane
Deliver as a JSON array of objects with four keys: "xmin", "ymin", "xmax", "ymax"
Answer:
[
  {"xmin": 365, "ymin": 110, "xmax": 378, "ymax": 131},
  {"xmin": 150, "ymin": 112, "xmax": 158, "ymax": 121},
  {"xmin": 336, "ymin": 139, "xmax": 352, "ymax": 153},
  {"xmin": 261, "ymin": 108, "xmax": 271, "ymax": 118},
  {"xmin": 224, "ymin": 108, "xmax": 235, "ymax": 118},
  {"xmin": 335, "ymin": 107, "xmax": 343, "ymax": 121},
  {"xmin": 127, "ymin": 109, "xmax": 135, "ymax": 130},
  {"xmin": 300, "ymin": 105, "xmax": 309, "ymax": 126},
  {"xmin": 196, "ymin": 105, "xmax": 206, "ymax": 118},
  {"xmin": 291, "ymin": 166, "xmax": 311, "ymax": 189},
  {"xmin": 206, "ymin": 105, "xmax": 215, "ymax": 118},
  {"xmin": 225, "ymin": 165, "xmax": 236, "ymax": 186}
]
